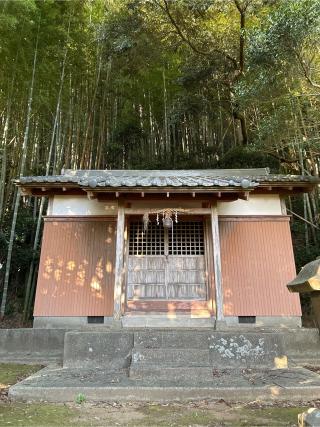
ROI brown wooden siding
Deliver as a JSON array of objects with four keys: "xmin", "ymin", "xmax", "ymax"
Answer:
[
  {"xmin": 219, "ymin": 217, "xmax": 301, "ymax": 316},
  {"xmin": 34, "ymin": 219, "xmax": 116, "ymax": 316}
]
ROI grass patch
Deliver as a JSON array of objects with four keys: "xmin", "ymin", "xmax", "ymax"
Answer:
[
  {"xmin": 0, "ymin": 363, "xmax": 42, "ymax": 389},
  {"xmin": 249, "ymin": 406, "xmax": 308, "ymax": 425},
  {"xmin": 134, "ymin": 405, "xmax": 217, "ymax": 426},
  {"xmin": 0, "ymin": 401, "xmax": 310, "ymax": 427},
  {"xmin": 0, "ymin": 403, "xmax": 79, "ymax": 426},
  {"xmin": 136, "ymin": 403, "xmax": 307, "ymax": 426},
  {"xmin": 0, "ymin": 364, "xmax": 80, "ymax": 427}
]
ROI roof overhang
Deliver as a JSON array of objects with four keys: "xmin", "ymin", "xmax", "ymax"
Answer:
[{"xmin": 15, "ymin": 168, "xmax": 320, "ymax": 199}]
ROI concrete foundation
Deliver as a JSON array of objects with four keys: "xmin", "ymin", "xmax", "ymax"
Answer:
[
  {"xmin": 1, "ymin": 327, "xmax": 319, "ymax": 366},
  {"xmin": 33, "ymin": 315, "xmax": 302, "ymax": 329},
  {"xmin": 224, "ymin": 316, "xmax": 302, "ymax": 328},
  {"xmin": 33, "ymin": 316, "xmax": 113, "ymax": 329},
  {"xmin": 0, "ymin": 329, "xmax": 66, "ymax": 364},
  {"xmin": 279, "ymin": 328, "xmax": 320, "ymax": 365},
  {"xmin": 5, "ymin": 327, "xmax": 320, "ymax": 403}
]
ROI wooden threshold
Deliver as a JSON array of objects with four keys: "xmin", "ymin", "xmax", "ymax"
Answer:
[{"xmin": 126, "ymin": 300, "xmax": 213, "ymax": 314}]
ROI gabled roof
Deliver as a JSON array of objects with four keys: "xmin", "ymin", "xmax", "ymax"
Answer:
[{"xmin": 16, "ymin": 168, "xmax": 320, "ymax": 196}]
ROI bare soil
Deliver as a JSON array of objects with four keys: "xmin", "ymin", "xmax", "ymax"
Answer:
[{"xmin": 0, "ymin": 313, "xmax": 32, "ymax": 329}]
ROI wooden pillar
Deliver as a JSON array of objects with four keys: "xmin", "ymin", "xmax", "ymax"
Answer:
[
  {"xmin": 280, "ymin": 196, "xmax": 287, "ymax": 215},
  {"xmin": 113, "ymin": 204, "xmax": 125, "ymax": 321},
  {"xmin": 210, "ymin": 202, "xmax": 224, "ymax": 322}
]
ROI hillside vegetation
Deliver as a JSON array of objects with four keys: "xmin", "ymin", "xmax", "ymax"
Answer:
[{"xmin": 0, "ymin": 0, "xmax": 319, "ymax": 320}]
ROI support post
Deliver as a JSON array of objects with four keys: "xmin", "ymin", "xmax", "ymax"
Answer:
[
  {"xmin": 113, "ymin": 204, "xmax": 125, "ymax": 324},
  {"xmin": 210, "ymin": 202, "xmax": 224, "ymax": 326},
  {"xmin": 280, "ymin": 196, "xmax": 287, "ymax": 215}
]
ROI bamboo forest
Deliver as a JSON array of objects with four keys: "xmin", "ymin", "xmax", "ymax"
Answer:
[{"xmin": 0, "ymin": 0, "xmax": 320, "ymax": 322}]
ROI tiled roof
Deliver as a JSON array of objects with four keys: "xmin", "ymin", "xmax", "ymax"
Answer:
[{"xmin": 17, "ymin": 168, "xmax": 320, "ymax": 189}]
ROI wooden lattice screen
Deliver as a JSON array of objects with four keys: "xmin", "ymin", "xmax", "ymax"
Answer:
[
  {"xmin": 129, "ymin": 221, "xmax": 204, "ymax": 256},
  {"xmin": 127, "ymin": 220, "xmax": 207, "ymax": 301}
]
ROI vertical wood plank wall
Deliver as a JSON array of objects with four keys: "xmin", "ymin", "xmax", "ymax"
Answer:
[
  {"xmin": 219, "ymin": 216, "xmax": 301, "ymax": 316},
  {"xmin": 34, "ymin": 218, "xmax": 116, "ymax": 316},
  {"xmin": 34, "ymin": 214, "xmax": 301, "ymax": 318}
]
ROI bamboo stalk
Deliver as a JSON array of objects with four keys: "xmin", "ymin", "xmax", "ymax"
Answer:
[
  {"xmin": 0, "ymin": 21, "xmax": 40, "ymax": 318},
  {"xmin": 23, "ymin": 18, "xmax": 70, "ymax": 321}
]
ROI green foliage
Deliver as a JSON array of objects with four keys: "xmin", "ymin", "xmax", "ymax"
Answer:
[
  {"xmin": 0, "ymin": 203, "xmax": 39, "ymax": 312},
  {"xmin": 75, "ymin": 393, "xmax": 86, "ymax": 404},
  {"xmin": 248, "ymin": 0, "xmax": 320, "ymax": 65},
  {"xmin": 219, "ymin": 146, "xmax": 280, "ymax": 171},
  {"xmin": 1, "ymin": 206, "xmax": 36, "ymax": 271},
  {"xmin": 291, "ymin": 220, "xmax": 320, "ymax": 271}
]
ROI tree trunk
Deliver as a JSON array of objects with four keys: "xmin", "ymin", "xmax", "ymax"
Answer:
[
  {"xmin": 0, "ymin": 23, "xmax": 39, "ymax": 318},
  {"xmin": 0, "ymin": 137, "xmax": 7, "ymax": 224}
]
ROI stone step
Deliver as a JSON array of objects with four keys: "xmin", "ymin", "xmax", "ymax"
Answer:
[
  {"xmin": 129, "ymin": 366, "xmax": 215, "ymax": 381},
  {"xmin": 9, "ymin": 366, "xmax": 320, "ymax": 403},
  {"xmin": 63, "ymin": 331, "xmax": 133, "ymax": 369},
  {"xmin": 131, "ymin": 348, "xmax": 211, "ymax": 367},
  {"xmin": 134, "ymin": 330, "xmax": 211, "ymax": 349},
  {"xmin": 132, "ymin": 331, "xmax": 288, "ymax": 369}
]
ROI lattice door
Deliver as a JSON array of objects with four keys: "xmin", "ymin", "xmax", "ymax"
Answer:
[{"xmin": 127, "ymin": 220, "xmax": 207, "ymax": 301}]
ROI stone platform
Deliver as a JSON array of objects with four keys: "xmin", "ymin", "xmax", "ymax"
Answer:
[
  {"xmin": 8, "ymin": 328, "xmax": 320, "ymax": 403},
  {"xmin": 9, "ymin": 365, "xmax": 320, "ymax": 403}
]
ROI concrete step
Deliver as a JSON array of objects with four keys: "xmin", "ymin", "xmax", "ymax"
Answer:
[
  {"xmin": 133, "ymin": 330, "xmax": 287, "ymax": 369},
  {"xmin": 131, "ymin": 348, "xmax": 211, "ymax": 367},
  {"xmin": 289, "ymin": 356, "xmax": 320, "ymax": 366},
  {"xmin": 63, "ymin": 331, "xmax": 133, "ymax": 369},
  {"xmin": 134, "ymin": 330, "xmax": 211, "ymax": 349},
  {"xmin": 9, "ymin": 366, "xmax": 320, "ymax": 403},
  {"xmin": 0, "ymin": 328, "xmax": 66, "ymax": 364},
  {"xmin": 129, "ymin": 366, "xmax": 215, "ymax": 381}
]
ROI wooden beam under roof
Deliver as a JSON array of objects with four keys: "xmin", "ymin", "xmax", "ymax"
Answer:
[
  {"xmin": 17, "ymin": 180, "xmax": 317, "ymax": 197},
  {"xmin": 123, "ymin": 207, "xmax": 212, "ymax": 215},
  {"xmin": 95, "ymin": 192, "xmax": 249, "ymax": 202}
]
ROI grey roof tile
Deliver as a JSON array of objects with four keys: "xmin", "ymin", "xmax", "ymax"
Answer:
[{"xmin": 15, "ymin": 168, "xmax": 320, "ymax": 189}]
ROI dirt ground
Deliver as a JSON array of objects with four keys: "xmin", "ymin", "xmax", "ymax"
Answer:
[{"xmin": 0, "ymin": 363, "xmax": 319, "ymax": 427}]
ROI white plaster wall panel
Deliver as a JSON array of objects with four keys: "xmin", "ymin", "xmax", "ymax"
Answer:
[
  {"xmin": 51, "ymin": 196, "xmax": 118, "ymax": 216},
  {"xmin": 217, "ymin": 195, "xmax": 282, "ymax": 216},
  {"xmin": 47, "ymin": 197, "xmax": 54, "ymax": 215},
  {"xmin": 51, "ymin": 194, "xmax": 281, "ymax": 216}
]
